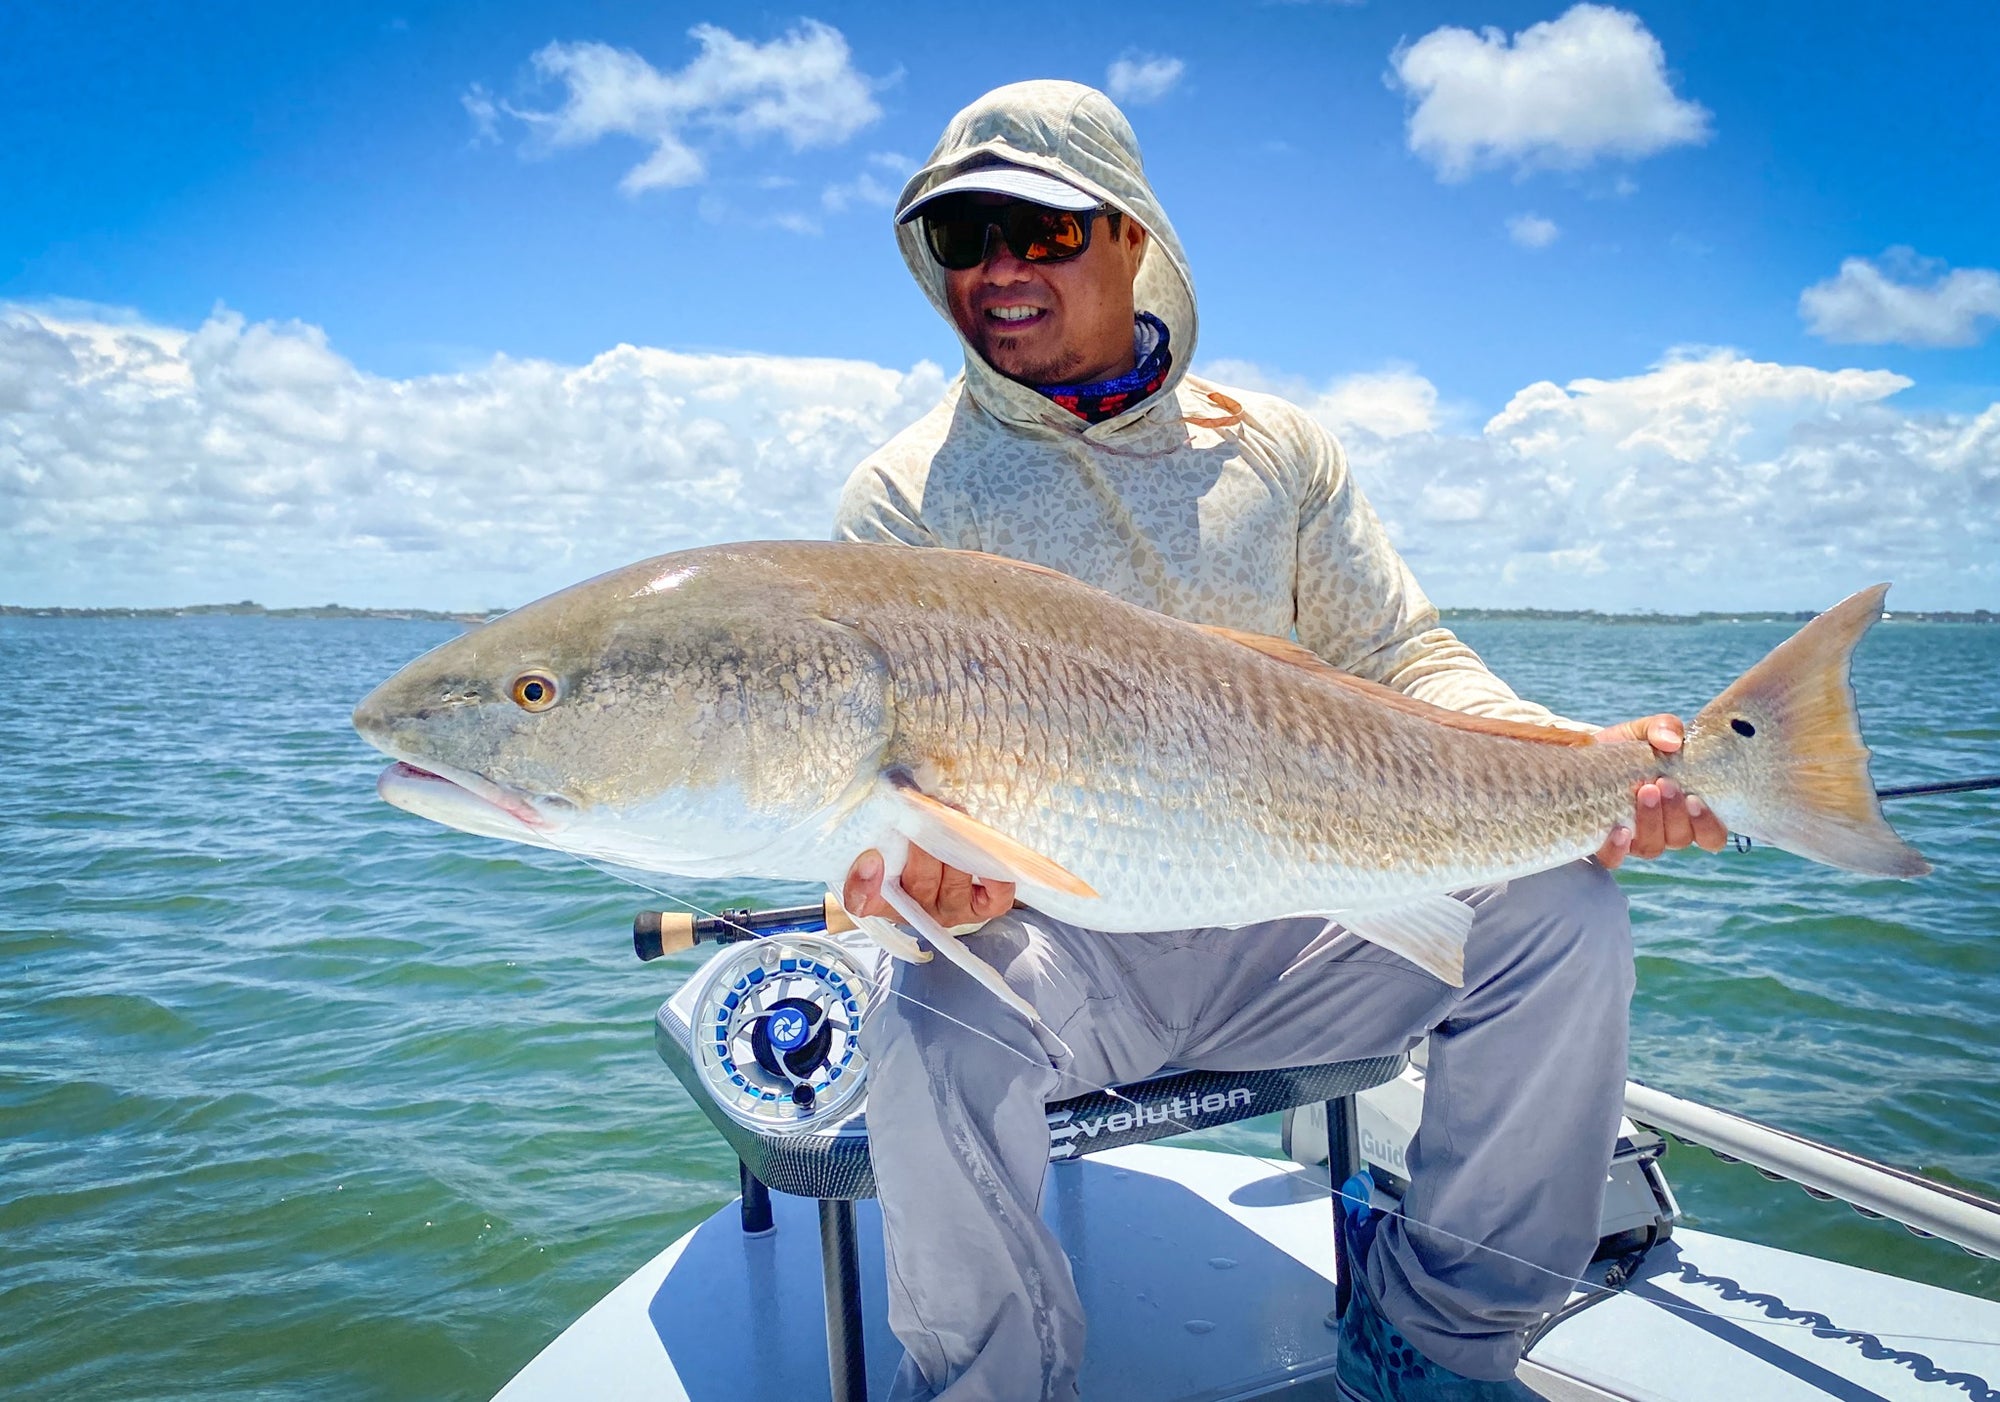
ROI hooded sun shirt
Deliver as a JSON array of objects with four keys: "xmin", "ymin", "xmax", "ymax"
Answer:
[{"xmin": 835, "ymin": 80, "xmax": 1582, "ymax": 728}]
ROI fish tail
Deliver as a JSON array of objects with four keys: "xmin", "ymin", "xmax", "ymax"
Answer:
[{"xmin": 1681, "ymin": 584, "xmax": 1928, "ymax": 878}]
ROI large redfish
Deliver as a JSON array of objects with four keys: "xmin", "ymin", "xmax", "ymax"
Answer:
[{"xmin": 352, "ymin": 542, "xmax": 1926, "ymax": 1022}]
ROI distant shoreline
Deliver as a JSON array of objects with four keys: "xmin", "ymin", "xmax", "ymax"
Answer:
[
  {"xmin": 4, "ymin": 602, "xmax": 1995, "ymax": 625},
  {"xmin": 1441, "ymin": 606, "xmax": 1996, "ymax": 625},
  {"xmin": 0, "ymin": 603, "xmax": 506, "ymax": 624}
]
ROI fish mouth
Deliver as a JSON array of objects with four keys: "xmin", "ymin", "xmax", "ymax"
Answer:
[{"xmin": 376, "ymin": 760, "xmax": 565, "ymax": 841}]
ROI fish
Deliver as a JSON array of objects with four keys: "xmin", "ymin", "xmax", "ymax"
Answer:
[{"xmin": 352, "ymin": 541, "xmax": 1928, "ymax": 1025}]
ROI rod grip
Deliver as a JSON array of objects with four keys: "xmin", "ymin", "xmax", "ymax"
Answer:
[
  {"xmin": 632, "ymin": 896, "xmax": 858, "ymax": 961},
  {"xmin": 633, "ymin": 909, "xmax": 697, "ymax": 961}
]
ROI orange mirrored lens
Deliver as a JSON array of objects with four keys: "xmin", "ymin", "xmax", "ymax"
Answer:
[{"xmin": 1018, "ymin": 210, "xmax": 1087, "ymax": 260}]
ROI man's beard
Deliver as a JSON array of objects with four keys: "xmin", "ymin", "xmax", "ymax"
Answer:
[{"xmin": 984, "ymin": 336, "xmax": 1088, "ymax": 387}]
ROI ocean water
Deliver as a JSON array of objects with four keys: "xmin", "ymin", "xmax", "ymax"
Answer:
[{"xmin": 2, "ymin": 613, "xmax": 1996, "ymax": 1399}]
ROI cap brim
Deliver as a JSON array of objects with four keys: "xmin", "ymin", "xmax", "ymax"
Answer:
[{"xmin": 896, "ymin": 166, "xmax": 1099, "ymax": 223}]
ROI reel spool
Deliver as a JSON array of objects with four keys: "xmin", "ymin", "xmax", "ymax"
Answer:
[{"xmin": 688, "ymin": 933, "xmax": 874, "ymax": 1133}]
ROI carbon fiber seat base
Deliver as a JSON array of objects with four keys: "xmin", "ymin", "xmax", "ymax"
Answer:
[{"xmin": 656, "ymin": 979, "xmax": 1404, "ymax": 1199}]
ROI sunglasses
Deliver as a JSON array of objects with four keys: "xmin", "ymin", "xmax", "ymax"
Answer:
[{"xmin": 919, "ymin": 197, "xmax": 1102, "ymax": 271}]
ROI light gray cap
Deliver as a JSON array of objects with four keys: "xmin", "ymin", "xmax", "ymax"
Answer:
[{"xmin": 895, "ymin": 162, "xmax": 1100, "ymax": 224}]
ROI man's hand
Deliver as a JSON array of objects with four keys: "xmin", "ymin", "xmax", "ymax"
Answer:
[
  {"xmin": 843, "ymin": 846, "xmax": 1016, "ymax": 929},
  {"xmin": 1593, "ymin": 714, "xmax": 1731, "ymax": 868}
]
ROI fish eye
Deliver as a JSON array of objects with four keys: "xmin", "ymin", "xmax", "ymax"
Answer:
[{"xmin": 510, "ymin": 672, "xmax": 560, "ymax": 712}]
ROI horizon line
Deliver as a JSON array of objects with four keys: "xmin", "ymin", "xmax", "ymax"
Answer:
[{"xmin": 6, "ymin": 602, "xmax": 1997, "ymax": 625}]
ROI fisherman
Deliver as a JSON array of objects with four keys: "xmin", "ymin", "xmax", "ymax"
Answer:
[{"xmin": 834, "ymin": 81, "xmax": 1725, "ymax": 1402}]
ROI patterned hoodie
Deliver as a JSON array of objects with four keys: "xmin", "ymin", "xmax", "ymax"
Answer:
[{"xmin": 834, "ymin": 80, "xmax": 1582, "ymax": 729}]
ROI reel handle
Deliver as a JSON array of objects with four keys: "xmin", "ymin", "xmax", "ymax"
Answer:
[{"xmin": 634, "ymin": 895, "xmax": 857, "ymax": 961}]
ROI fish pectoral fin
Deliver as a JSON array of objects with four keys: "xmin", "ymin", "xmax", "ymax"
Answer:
[
  {"xmin": 850, "ymin": 911, "xmax": 932, "ymax": 963},
  {"xmin": 891, "ymin": 787, "xmax": 1099, "ymax": 899},
  {"xmin": 830, "ymin": 883, "xmax": 932, "ymax": 962},
  {"xmin": 1279, "ymin": 922, "xmax": 1355, "ymax": 981},
  {"xmin": 1326, "ymin": 896, "xmax": 1473, "ymax": 987},
  {"xmin": 876, "ymin": 875, "xmax": 1060, "ymax": 1048}
]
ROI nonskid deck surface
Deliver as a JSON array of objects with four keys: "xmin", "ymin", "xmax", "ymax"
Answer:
[
  {"xmin": 495, "ymin": 1145, "xmax": 2000, "ymax": 1402},
  {"xmin": 1523, "ymin": 1227, "xmax": 2000, "ymax": 1402},
  {"xmin": 496, "ymin": 1144, "xmax": 1351, "ymax": 1402}
]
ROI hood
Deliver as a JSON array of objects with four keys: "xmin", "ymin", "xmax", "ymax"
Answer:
[{"xmin": 894, "ymin": 80, "xmax": 1199, "ymax": 441}]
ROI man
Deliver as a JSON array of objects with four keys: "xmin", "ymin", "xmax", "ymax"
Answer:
[{"xmin": 833, "ymin": 80, "xmax": 1723, "ymax": 1402}]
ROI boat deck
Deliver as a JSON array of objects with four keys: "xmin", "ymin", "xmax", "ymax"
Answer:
[{"xmin": 496, "ymin": 1144, "xmax": 2000, "ymax": 1401}]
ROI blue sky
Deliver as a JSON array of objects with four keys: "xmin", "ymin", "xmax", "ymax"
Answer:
[{"xmin": 4, "ymin": 2, "xmax": 1997, "ymax": 610}]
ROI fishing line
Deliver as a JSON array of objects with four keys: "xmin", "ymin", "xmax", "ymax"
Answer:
[
  {"xmin": 1730, "ymin": 780, "xmax": 1998, "ymax": 850},
  {"xmin": 1895, "ymin": 819, "xmax": 1997, "ymax": 846},
  {"xmin": 556, "ymin": 849, "xmax": 1080, "ymax": 1087},
  {"xmin": 1092, "ymin": 1080, "xmax": 2000, "ymax": 1351},
  {"xmin": 1871, "ymin": 779, "xmax": 2000, "ymax": 846},
  {"xmin": 536, "ymin": 844, "xmax": 1996, "ymax": 1351}
]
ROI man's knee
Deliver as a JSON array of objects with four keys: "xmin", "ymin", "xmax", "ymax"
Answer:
[
  {"xmin": 866, "ymin": 948, "xmax": 1007, "ymax": 1058},
  {"xmin": 861, "ymin": 917, "xmax": 1051, "ymax": 1082},
  {"xmin": 1493, "ymin": 861, "xmax": 1634, "ymax": 1000}
]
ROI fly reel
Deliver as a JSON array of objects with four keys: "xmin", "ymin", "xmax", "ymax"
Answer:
[{"xmin": 688, "ymin": 933, "xmax": 874, "ymax": 1133}]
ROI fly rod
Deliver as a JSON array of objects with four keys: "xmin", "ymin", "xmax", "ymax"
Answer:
[{"xmin": 1876, "ymin": 775, "xmax": 2000, "ymax": 800}]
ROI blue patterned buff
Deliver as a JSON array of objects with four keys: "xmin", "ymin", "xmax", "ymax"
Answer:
[{"xmin": 1035, "ymin": 312, "xmax": 1172, "ymax": 423}]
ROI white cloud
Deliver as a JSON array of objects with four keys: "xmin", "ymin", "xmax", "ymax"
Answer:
[
  {"xmin": 1106, "ymin": 53, "xmax": 1185, "ymax": 105},
  {"xmin": 460, "ymin": 84, "xmax": 501, "ymax": 146},
  {"xmin": 1507, "ymin": 213, "xmax": 1559, "ymax": 249},
  {"xmin": 824, "ymin": 150, "xmax": 916, "ymax": 211},
  {"xmin": 482, "ymin": 21, "xmax": 882, "ymax": 195},
  {"xmin": 1390, "ymin": 4, "xmax": 1711, "ymax": 181},
  {"xmin": 1206, "ymin": 361, "xmax": 1443, "ymax": 440},
  {"xmin": 1800, "ymin": 248, "xmax": 2000, "ymax": 348},
  {"xmin": 1204, "ymin": 349, "xmax": 1997, "ymax": 609},
  {"xmin": 0, "ymin": 305, "xmax": 944, "ymax": 609},
  {"xmin": 823, "ymin": 171, "xmax": 897, "ymax": 213},
  {"xmin": 8, "ymin": 308, "xmax": 1994, "ymax": 613},
  {"xmin": 822, "ymin": 152, "xmax": 915, "ymax": 213}
]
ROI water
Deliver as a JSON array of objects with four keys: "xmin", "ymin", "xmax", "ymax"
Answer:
[{"xmin": 2, "ymin": 614, "xmax": 1996, "ymax": 1398}]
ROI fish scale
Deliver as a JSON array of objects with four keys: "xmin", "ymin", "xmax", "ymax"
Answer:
[
  {"xmin": 876, "ymin": 594, "xmax": 1586, "ymax": 884},
  {"xmin": 355, "ymin": 540, "xmax": 1927, "ymax": 998}
]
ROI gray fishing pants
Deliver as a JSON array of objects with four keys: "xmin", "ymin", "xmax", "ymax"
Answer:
[{"xmin": 860, "ymin": 859, "xmax": 1634, "ymax": 1400}]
